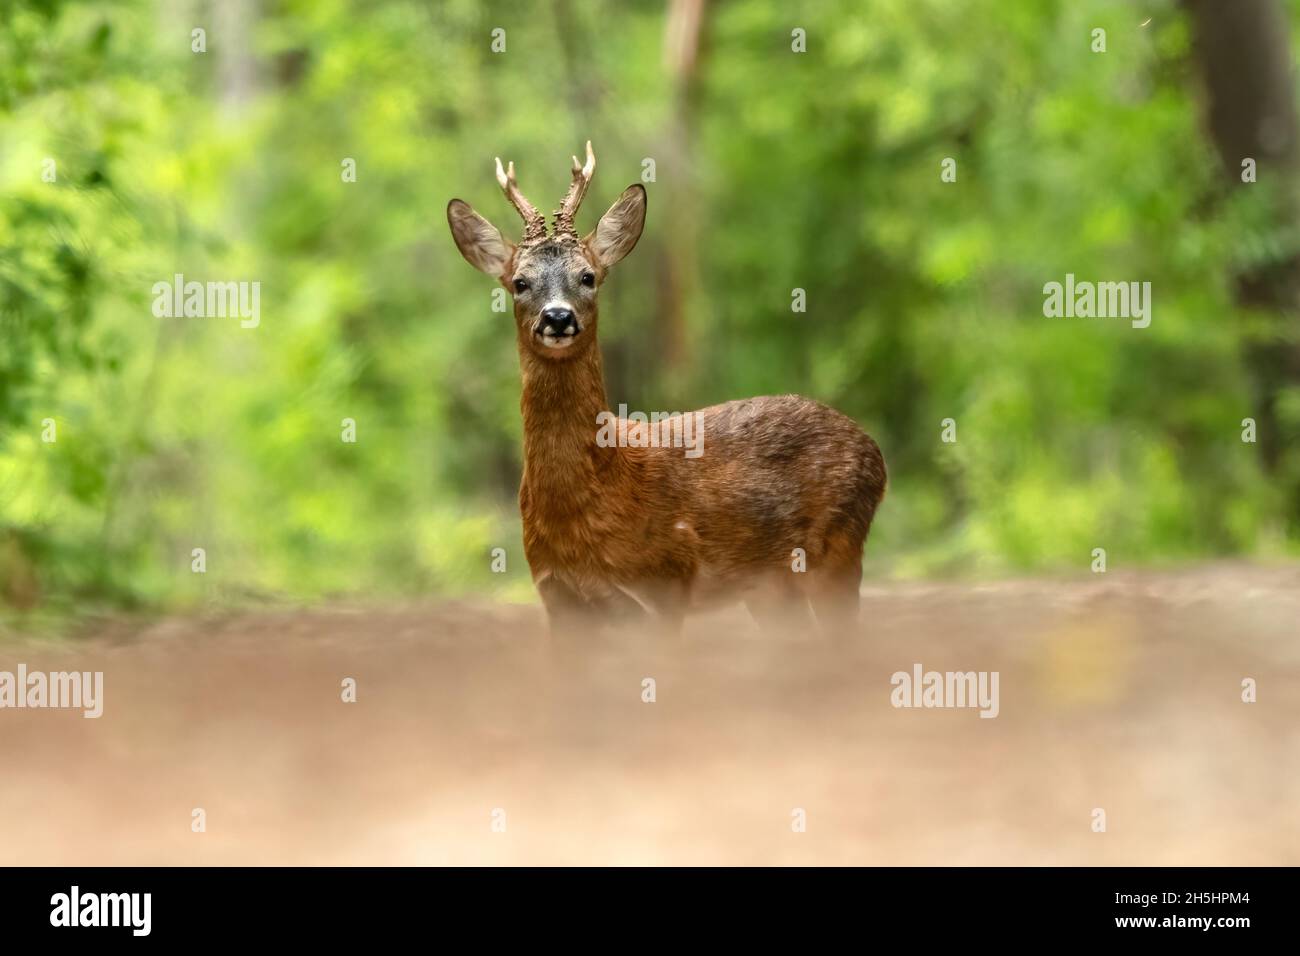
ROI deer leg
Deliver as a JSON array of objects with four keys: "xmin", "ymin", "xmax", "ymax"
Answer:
[
  {"xmin": 640, "ymin": 578, "xmax": 688, "ymax": 640},
  {"xmin": 538, "ymin": 573, "xmax": 660, "ymax": 641},
  {"xmin": 579, "ymin": 580, "xmax": 685, "ymax": 642},
  {"xmin": 745, "ymin": 573, "xmax": 815, "ymax": 638},
  {"xmin": 805, "ymin": 561, "xmax": 862, "ymax": 639},
  {"xmin": 536, "ymin": 573, "xmax": 600, "ymax": 639}
]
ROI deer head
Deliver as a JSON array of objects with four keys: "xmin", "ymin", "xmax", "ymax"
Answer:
[{"xmin": 447, "ymin": 142, "xmax": 647, "ymax": 361}]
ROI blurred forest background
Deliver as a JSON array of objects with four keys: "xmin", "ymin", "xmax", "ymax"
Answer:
[{"xmin": 3, "ymin": 0, "xmax": 1300, "ymax": 619}]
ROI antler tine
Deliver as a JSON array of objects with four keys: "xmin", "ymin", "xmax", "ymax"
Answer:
[
  {"xmin": 495, "ymin": 156, "xmax": 548, "ymax": 243},
  {"xmin": 553, "ymin": 140, "xmax": 596, "ymax": 238}
]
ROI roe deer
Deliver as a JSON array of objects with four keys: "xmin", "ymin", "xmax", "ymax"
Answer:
[{"xmin": 447, "ymin": 143, "xmax": 886, "ymax": 637}]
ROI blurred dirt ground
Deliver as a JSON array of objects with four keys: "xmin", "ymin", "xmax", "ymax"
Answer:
[{"xmin": 1, "ymin": 563, "xmax": 1297, "ymax": 865}]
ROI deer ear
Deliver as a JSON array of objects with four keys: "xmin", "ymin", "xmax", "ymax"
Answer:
[
  {"xmin": 587, "ymin": 184, "xmax": 646, "ymax": 269},
  {"xmin": 447, "ymin": 199, "xmax": 515, "ymax": 278}
]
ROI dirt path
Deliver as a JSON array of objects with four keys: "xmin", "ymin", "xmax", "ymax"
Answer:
[{"xmin": 1, "ymin": 564, "xmax": 1297, "ymax": 865}]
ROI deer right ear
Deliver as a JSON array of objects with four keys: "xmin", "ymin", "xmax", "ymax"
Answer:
[
  {"xmin": 587, "ymin": 184, "xmax": 647, "ymax": 270},
  {"xmin": 447, "ymin": 199, "xmax": 515, "ymax": 278}
]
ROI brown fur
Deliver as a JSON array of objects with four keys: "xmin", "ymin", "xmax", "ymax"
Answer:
[{"xmin": 448, "ymin": 147, "xmax": 886, "ymax": 636}]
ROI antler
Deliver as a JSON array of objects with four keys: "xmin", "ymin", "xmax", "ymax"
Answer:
[
  {"xmin": 553, "ymin": 141, "xmax": 595, "ymax": 239},
  {"xmin": 495, "ymin": 156, "xmax": 548, "ymax": 244}
]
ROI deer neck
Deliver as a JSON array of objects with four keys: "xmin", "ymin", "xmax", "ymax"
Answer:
[{"xmin": 518, "ymin": 340, "xmax": 619, "ymax": 507}]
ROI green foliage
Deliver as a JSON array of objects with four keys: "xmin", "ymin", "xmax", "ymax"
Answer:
[{"xmin": 1, "ymin": 0, "xmax": 1297, "ymax": 615}]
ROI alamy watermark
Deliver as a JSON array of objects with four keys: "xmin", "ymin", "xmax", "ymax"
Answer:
[
  {"xmin": 596, "ymin": 404, "xmax": 705, "ymax": 459},
  {"xmin": 152, "ymin": 273, "xmax": 260, "ymax": 328},
  {"xmin": 0, "ymin": 665, "xmax": 103, "ymax": 718},
  {"xmin": 1043, "ymin": 273, "xmax": 1151, "ymax": 328},
  {"xmin": 890, "ymin": 663, "xmax": 999, "ymax": 718},
  {"xmin": 50, "ymin": 886, "xmax": 150, "ymax": 936}
]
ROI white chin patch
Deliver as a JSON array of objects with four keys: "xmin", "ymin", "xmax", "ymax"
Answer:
[{"xmin": 539, "ymin": 334, "xmax": 575, "ymax": 349}]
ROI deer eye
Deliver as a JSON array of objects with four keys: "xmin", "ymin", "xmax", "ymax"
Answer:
[
  {"xmin": 580, "ymin": 272, "xmax": 596, "ymax": 288},
  {"xmin": 513, "ymin": 278, "xmax": 529, "ymax": 294}
]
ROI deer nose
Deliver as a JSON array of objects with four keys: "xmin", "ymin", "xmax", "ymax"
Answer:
[{"xmin": 540, "ymin": 306, "xmax": 578, "ymax": 335}]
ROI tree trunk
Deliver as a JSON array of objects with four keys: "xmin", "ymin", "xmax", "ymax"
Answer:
[
  {"xmin": 1184, "ymin": 0, "xmax": 1300, "ymax": 521},
  {"xmin": 660, "ymin": 0, "xmax": 709, "ymax": 375}
]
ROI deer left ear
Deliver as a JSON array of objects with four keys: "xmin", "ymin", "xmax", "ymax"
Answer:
[
  {"xmin": 586, "ymin": 184, "xmax": 646, "ymax": 269},
  {"xmin": 447, "ymin": 199, "xmax": 515, "ymax": 278}
]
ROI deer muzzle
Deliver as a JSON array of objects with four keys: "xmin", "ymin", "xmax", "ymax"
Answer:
[{"xmin": 536, "ymin": 305, "xmax": 580, "ymax": 348}]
